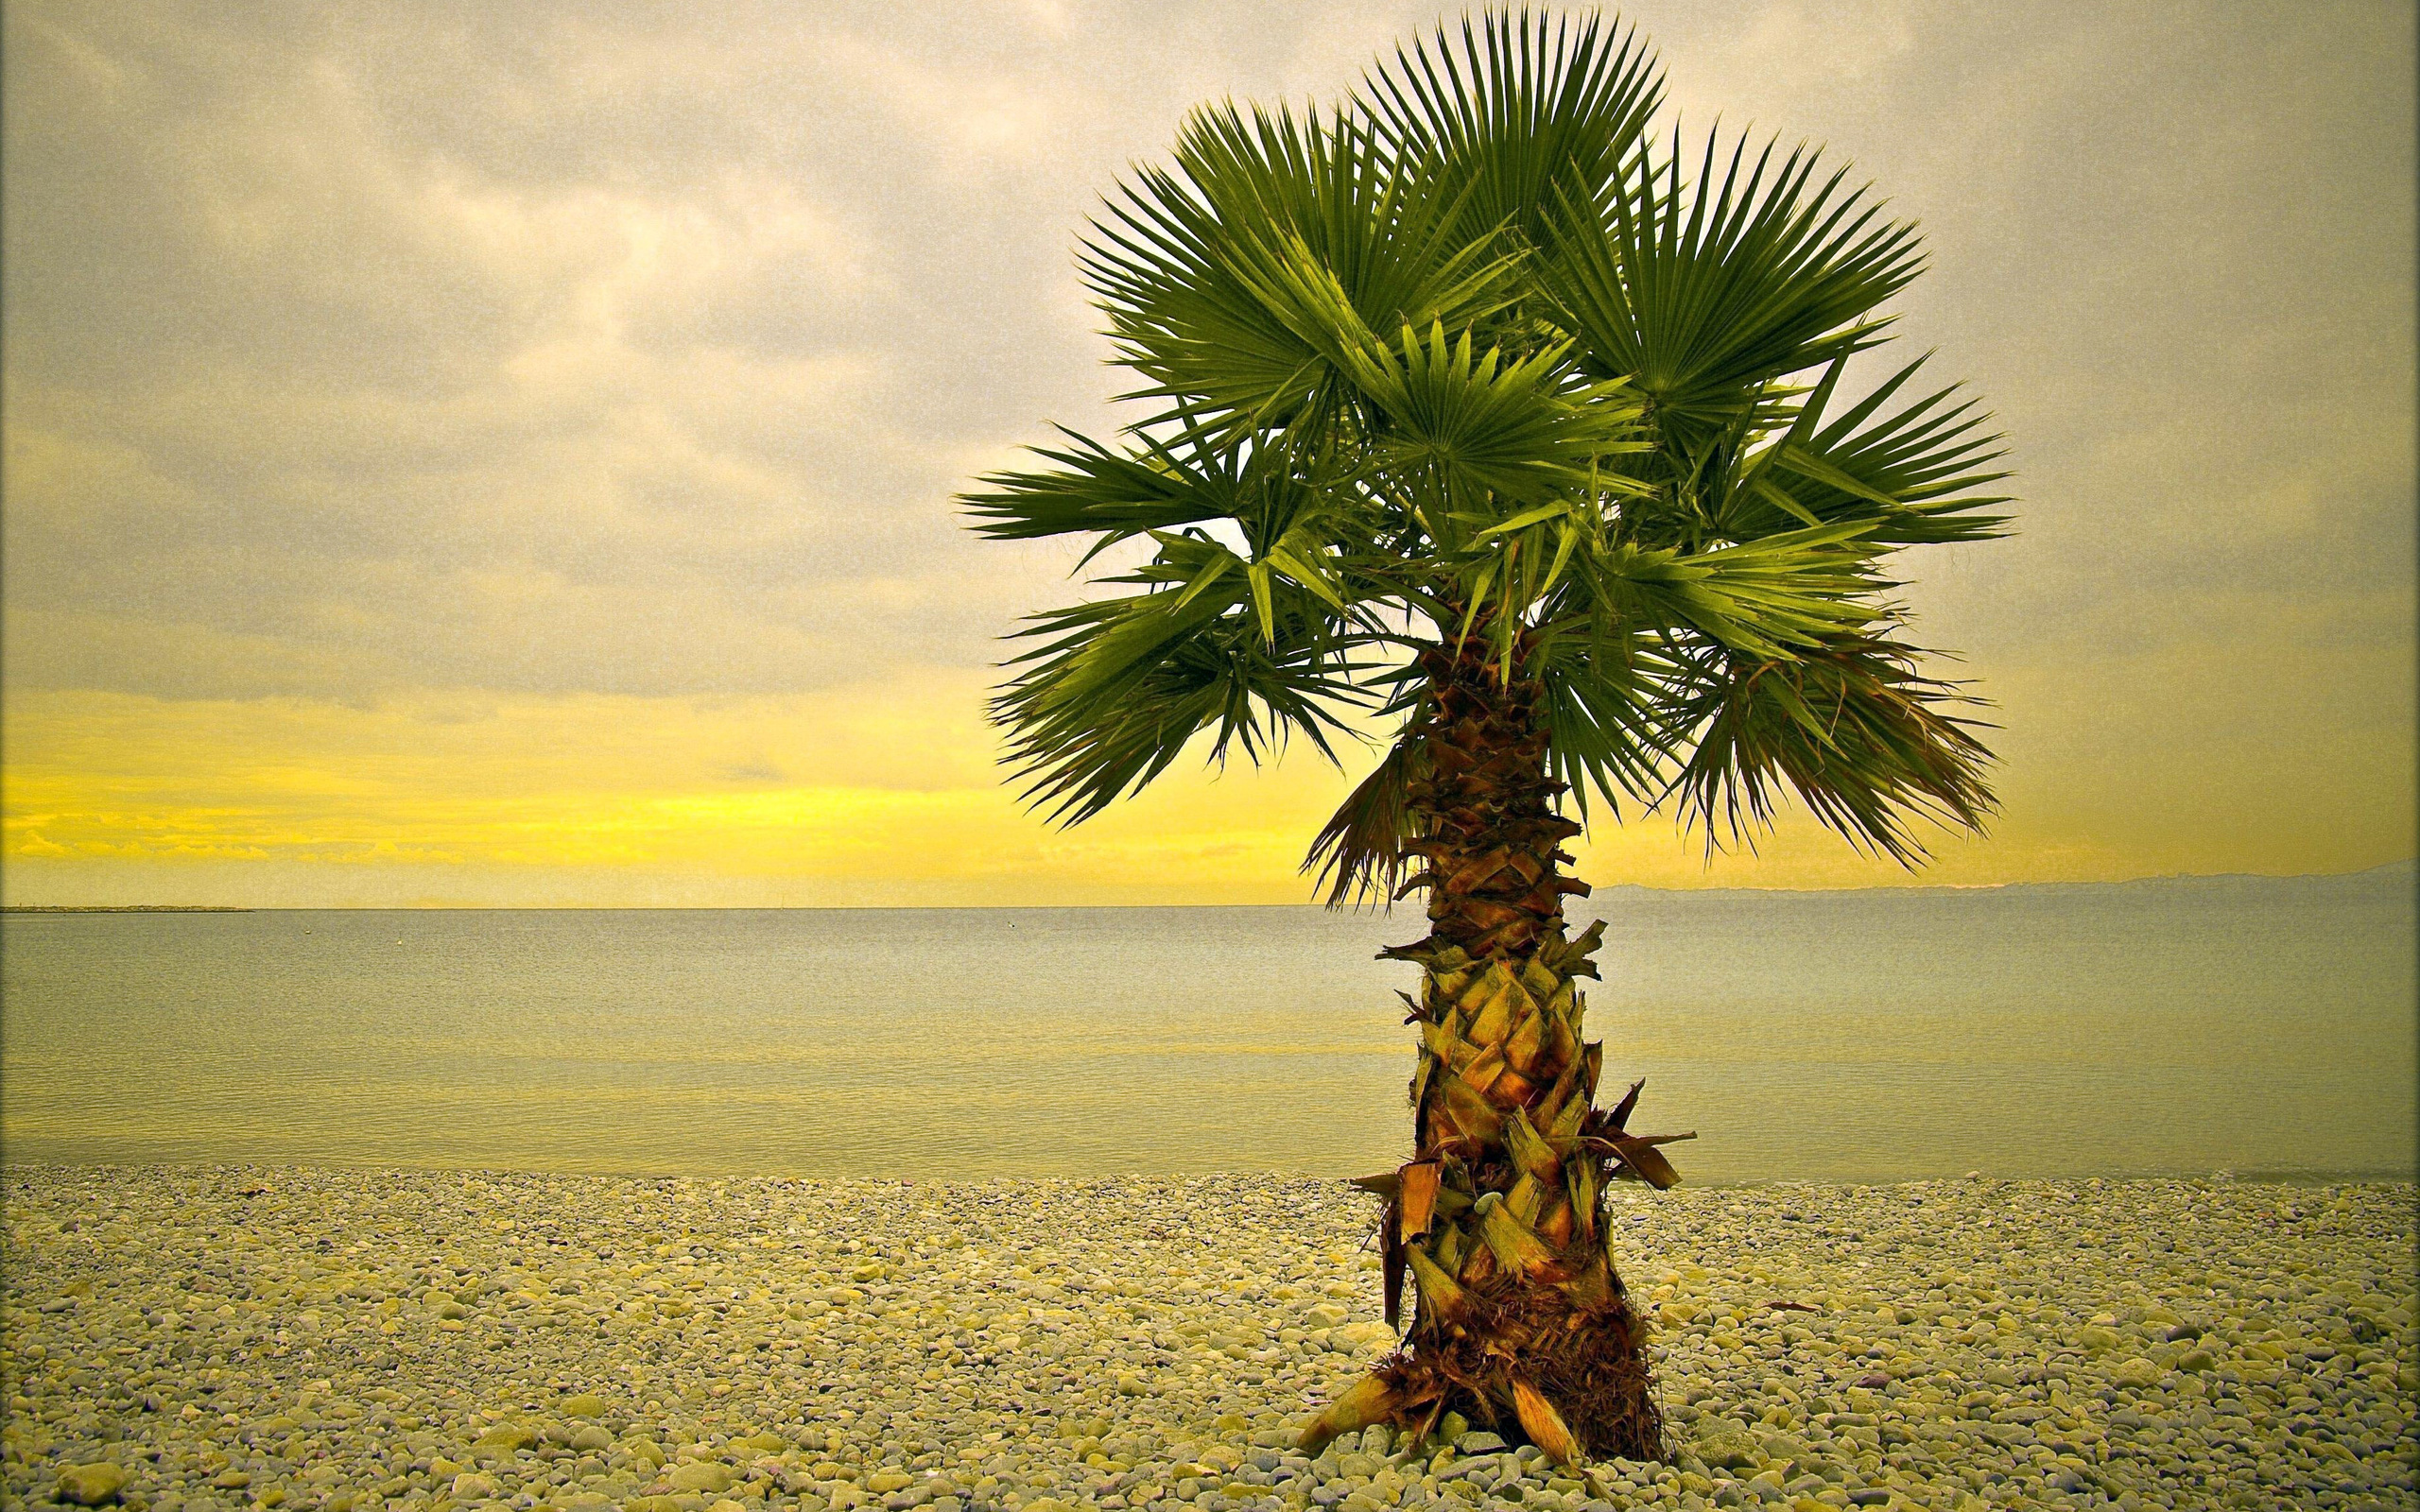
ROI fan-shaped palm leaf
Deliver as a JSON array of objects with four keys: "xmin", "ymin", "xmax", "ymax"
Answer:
[
  {"xmin": 1544, "ymin": 129, "xmax": 1924, "ymax": 446},
  {"xmin": 1359, "ymin": 10, "xmax": 1663, "ymax": 259}
]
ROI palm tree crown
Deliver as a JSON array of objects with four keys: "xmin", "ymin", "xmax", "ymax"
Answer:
[{"xmin": 966, "ymin": 9, "xmax": 2010, "ymax": 898}]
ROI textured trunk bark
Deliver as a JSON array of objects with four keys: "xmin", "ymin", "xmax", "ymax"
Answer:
[{"xmin": 1300, "ymin": 634, "xmax": 1668, "ymax": 1465}]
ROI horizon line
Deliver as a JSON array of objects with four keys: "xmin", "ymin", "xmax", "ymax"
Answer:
[{"xmin": 4, "ymin": 857, "xmax": 2411, "ymax": 912}]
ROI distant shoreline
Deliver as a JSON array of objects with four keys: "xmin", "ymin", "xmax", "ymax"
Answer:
[{"xmin": 1, "ymin": 904, "xmax": 253, "ymax": 914}]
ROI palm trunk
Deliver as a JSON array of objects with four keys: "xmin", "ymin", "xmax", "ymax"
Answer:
[{"xmin": 1303, "ymin": 635, "xmax": 1668, "ymax": 1465}]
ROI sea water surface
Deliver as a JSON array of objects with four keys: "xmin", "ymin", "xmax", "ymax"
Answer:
[{"xmin": 3, "ymin": 866, "xmax": 2411, "ymax": 1182}]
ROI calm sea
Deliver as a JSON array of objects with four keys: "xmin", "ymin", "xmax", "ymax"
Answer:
[{"xmin": 3, "ymin": 867, "xmax": 2411, "ymax": 1183}]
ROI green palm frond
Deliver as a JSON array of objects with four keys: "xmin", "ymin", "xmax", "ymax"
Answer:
[
  {"xmin": 1745, "ymin": 354, "xmax": 2013, "ymax": 545},
  {"xmin": 1661, "ymin": 632, "xmax": 1996, "ymax": 863},
  {"xmin": 1544, "ymin": 128, "xmax": 1924, "ymax": 447},
  {"xmin": 1084, "ymin": 103, "xmax": 1517, "ymax": 436},
  {"xmin": 1529, "ymin": 625, "xmax": 1683, "ymax": 818},
  {"xmin": 1560, "ymin": 520, "xmax": 1887, "ymax": 659},
  {"xmin": 1358, "ymin": 9, "xmax": 1663, "ymax": 259},
  {"xmin": 962, "ymin": 427, "xmax": 1249, "ymax": 547},
  {"xmin": 1350, "ymin": 321, "xmax": 1646, "ymax": 512},
  {"xmin": 994, "ymin": 563, "xmax": 1370, "ymax": 824},
  {"xmin": 1303, "ymin": 733, "xmax": 1429, "ymax": 908}
]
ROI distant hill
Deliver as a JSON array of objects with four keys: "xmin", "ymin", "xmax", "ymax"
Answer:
[{"xmin": 1593, "ymin": 858, "xmax": 2415, "ymax": 902}]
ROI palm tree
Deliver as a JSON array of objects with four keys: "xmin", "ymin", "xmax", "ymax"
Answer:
[{"xmin": 964, "ymin": 9, "xmax": 2009, "ymax": 1467}]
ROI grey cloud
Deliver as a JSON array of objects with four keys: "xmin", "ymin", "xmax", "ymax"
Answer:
[
  {"xmin": 2, "ymin": 0, "xmax": 2411, "ymax": 730},
  {"xmin": 1637, "ymin": 0, "xmax": 2417, "ymax": 670}
]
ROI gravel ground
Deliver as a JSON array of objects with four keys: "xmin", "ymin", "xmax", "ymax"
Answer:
[{"xmin": 2, "ymin": 1170, "xmax": 2411, "ymax": 1512}]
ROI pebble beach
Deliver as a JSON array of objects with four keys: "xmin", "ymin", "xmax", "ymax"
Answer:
[{"xmin": 3, "ymin": 1171, "xmax": 2411, "ymax": 1512}]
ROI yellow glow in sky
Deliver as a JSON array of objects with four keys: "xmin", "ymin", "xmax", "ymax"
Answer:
[{"xmin": 4, "ymin": 645, "xmax": 2409, "ymax": 907}]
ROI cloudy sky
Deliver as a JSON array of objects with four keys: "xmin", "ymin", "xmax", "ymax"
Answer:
[{"xmin": 4, "ymin": 0, "xmax": 2412, "ymax": 906}]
